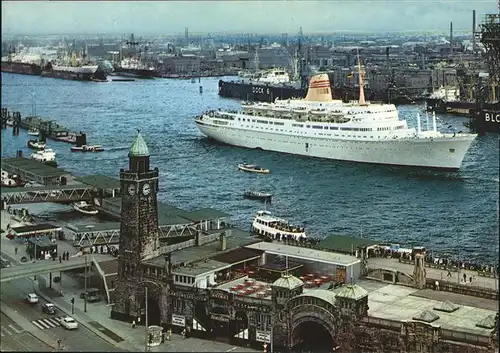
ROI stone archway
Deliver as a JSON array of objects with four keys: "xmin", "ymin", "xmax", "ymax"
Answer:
[{"xmin": 291, "ymin": 316, "xmax": 335, "ymax": 352}]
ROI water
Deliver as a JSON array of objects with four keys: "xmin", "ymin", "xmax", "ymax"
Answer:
[{"xmin": 1, "ymin": 73, "xmax": 499, "ymax": 264}]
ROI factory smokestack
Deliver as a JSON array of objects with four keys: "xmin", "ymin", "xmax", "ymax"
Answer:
[
  {"xmin": 472, "ymin": 10, "xmax": 477, "ymax": 54},
  {"xmin": 450, "ymin": 22, "xmax": 453, "ymax": 54}
]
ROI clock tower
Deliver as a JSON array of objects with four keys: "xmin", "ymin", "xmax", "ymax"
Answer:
[{"xmin": 111, "ymin": 131, "xmax": 160, "ymax": 321}]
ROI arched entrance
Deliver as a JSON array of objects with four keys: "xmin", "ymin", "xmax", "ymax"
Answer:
[
  {"xmin": 291, "ymin": 317, "xmax": 335, "ymax": 352},
  {"xmin": 147, "ymin": 297, "xmax": 161, "ymax": 326},
  {"xmin": 210, "ymin": 306, "xmax": 231, "ymax": 341},
  {"xmin": 231, "ymin": 311, "xmax": 248, "ymax": 341}
]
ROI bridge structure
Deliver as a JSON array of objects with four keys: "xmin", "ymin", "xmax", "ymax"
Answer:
[
  {"xmin": 0, "ymin": 254, "xmax": 110, "ymax": 283},
  {"xmin": 1, "ymin": 184, "xmax": 95, "ymax": 205}
]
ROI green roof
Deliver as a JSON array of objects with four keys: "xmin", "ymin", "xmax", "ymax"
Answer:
[
  {"xmin": 75, "ymin": 174, "xmax": 121, "ymax": 190},
  {"xmin": 183, "ymin": 208, "xmax": 231, "ymax": 222},
  {"xmin": 1, "ymin": 157, "xmax": 70, "ymax": 178},
  {"xmin": 318, "ymin": 235, "xmax": 379, "ymax": 254},
  {"xmin": 129, "ymin": 132, "xmax": 149, "ymax": 157}
]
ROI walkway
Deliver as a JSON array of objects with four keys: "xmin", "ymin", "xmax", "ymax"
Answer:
[{"xmin": 367, "ymin": 257, "xmax": 499, "ymax": 290}]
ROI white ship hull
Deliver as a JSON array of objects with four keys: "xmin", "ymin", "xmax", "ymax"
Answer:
[
  {"xmin": 196, "ymin": 120, "xmax": 475, "ymax": 170},
  {"xmin": 52, "ymin": 65, "xmax": 98, "ymax": 74}
]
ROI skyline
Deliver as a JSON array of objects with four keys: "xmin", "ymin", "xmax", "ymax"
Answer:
[{"xmin": 1, "ymin": 1, "xmax": 498, "ymax": 36}]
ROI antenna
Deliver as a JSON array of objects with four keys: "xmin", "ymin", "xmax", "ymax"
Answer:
[{"xmin": 356, "ymin": 49, "xmax": 367, "ymax": 106}]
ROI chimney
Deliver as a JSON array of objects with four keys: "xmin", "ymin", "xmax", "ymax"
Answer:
[
  {"xmin": 449, "ymin": 22, "xmax": 453, "ymax": 54},
  {"xmin": 219, "ymin": 232, "xmax": 227, "ymax": 251},
  {"xmin": 472, "ymin": 10, "xmax": 476, "ymax": 54}
]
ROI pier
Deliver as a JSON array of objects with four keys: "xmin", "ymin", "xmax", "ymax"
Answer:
[{"xmin": 2, "ymin": 108, "xmax": 87, "ymax": 145}]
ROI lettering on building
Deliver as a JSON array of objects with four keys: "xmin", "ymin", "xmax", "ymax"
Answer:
[
  {"xmin": 256, "ymin": 330, "xmax": 271, "ymax": 343},
  {"xmin": 211, "ymin": 313, "xmax": 230, "ymax": 322},
  {"xmin": 210, "ymin": 289, "xmax": 229, "ymax": 301},
  {"xmin": 484, "ymin": 113, "xmax": 500, "ymax": 123}
]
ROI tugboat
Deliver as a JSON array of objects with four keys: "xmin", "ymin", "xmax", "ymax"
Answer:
[
  {"xmin": 73, "ymin": 201, "xmax": 99, "ymax": 215},
  {"xmin": 70, "ymin": 145, "xmax": 104, "ymax": 152},
  {"xmin": 251, "ymin": 210, "xmax": 306, "ymax": 241},
  {"xmin": 238, "ymin": 164, "xmax": 270, "ymax": 174},
  {"xmin": 30, "ymin": 148, "xmax": 57, "ymax": 167},
  {"xmin": 27, "ymin": 128, "xmax": 39, "ymax": 136},
  {"xmin": 243, "ymin": 190, "xmax": 273, "ymax": 202},
  {"xmin": 27, "ymin": 139, "xmax": 46, "ymax": 150}
]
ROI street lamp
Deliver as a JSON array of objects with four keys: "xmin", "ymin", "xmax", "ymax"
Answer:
[{"xmin": 138, "ymin": 280, "xmax": 161, "ymax": 353}]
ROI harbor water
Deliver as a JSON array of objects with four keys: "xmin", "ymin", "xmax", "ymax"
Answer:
[{"xmin": 1, "ymin": 72, "xmax": 499, "ymax": 264}]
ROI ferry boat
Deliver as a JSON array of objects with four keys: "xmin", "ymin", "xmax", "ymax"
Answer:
[
  {"xmin": 252, "ymin": 210, "xmax": 306, "ymax": 241},
  {"xmin": 70, "ymin": 145, "xmax": 104, "ymax": 152},
  {"xmin": 238, "ymin": 164, "xmax": 270, "ymax": 174},
  {"xmin": 243, "ymin": 190, "xmax": 272, "ymax": 202},
  {"xmin": 27, "ymin": 139, "xmax": 46, "ymax": 150},
  {"xmin": 27, "ymin": 128, "xmax": 39, "ymax": 136},
  {"xmin": 196, "ymin": 57, "xmax": 477, "ymax": 171},
  {"xmin": 31, "ymin": 148, "xmax": 57, "ymax": 167},
  {"xmin": 73, "ymin": 201, "xmax": 99, "ymax": 215}
]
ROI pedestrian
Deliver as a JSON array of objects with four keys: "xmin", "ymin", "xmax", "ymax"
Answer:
[
  {"xmin": 137, "ymin": 317, "xmax": 141, "ymax": 325},
  {"xmin": 167, "ymin": 328, "xmax": 171, "ymax": 341},
  {"xmin": 132, "ymin": 320, "xmax": 136, "ymax": 329},
  {"xmin": 463, "ymin": 273, "xmax": 467, "ymax": 283},
  {"xmin": 14, "ymin": 247, "xmax": 18, "ymax": 255},
  {"xmin": 181, "ymin": 329, "xmax": 186, "ymax": 339},
  {"xmin": 59, "ymin": 255, "xmax": 62, "ymax": 263},
  {"xmin": 447, "ymin": 270, "xmax": 451, "ymax": 277},
  {"xmin": 469, "ymin": 276, "xmax": 472, "ymax": 283}
]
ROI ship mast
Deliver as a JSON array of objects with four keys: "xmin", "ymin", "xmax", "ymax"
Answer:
[
  {"xmin": 356, "ymin": 50, "xmax": 367, "ymax": 106},
  {"xmin": 253, "ymin": 48, "xmax": 260, "ymax": 73}
]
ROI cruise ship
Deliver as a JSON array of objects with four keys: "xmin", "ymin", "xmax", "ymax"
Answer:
[{"xmin": 195, "ymin": 60, "xmax": 477, "ymax": 171}]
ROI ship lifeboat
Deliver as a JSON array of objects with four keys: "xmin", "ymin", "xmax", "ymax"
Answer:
[{"xmin": 237, "ymin": 164, "xmax": 270, "ymax": 174}]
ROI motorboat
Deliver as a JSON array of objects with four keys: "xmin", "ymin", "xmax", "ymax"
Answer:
[
  {"xmin": 27, "ymin": 128, "xmax": 39, "ymax": 136},
  {"xmin": 27, "ymin": 139, "xmax": 46, "ymax": 150},
  {"xmin": 70, "ymin": 145, "xmax": 105, "ymax": 152},
  {"xmin": 251, "ymin": 210, "xmax": 306, "ymax": 241},
  {"xmin": 238, "ymin": 164, "xmax": 270, "ymax": 174},
  {"xmin": 30, "ymin": 148, "xmax": 57, "ymax": 167},
  {"xmin": 73, "ymin": 201, "xmax": 99, "ymax": 215},
  {"xmin": 243, "ymin": 190, "xmax": 273, "ymax": 202}
]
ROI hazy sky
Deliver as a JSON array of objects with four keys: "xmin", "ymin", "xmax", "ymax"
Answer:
[{"xmin": 1, "ymin": 1, "xmax": 497, "ymax": 35}]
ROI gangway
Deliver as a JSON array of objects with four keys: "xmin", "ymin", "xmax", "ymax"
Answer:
[
  {"xmin": 0, "ymin": 254, "xmax": 110, "ymax": 282},
  {"xmin": 1, "ymin": 184, "xmax": 94, "ymax": 205}
]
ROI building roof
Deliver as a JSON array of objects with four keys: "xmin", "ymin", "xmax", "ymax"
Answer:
[
  {"xmin": 434, "ymin": 300, "xmax": 460, "ymax": 313},
  {"xmin": 28, "ymin": 236, "xmax": 56, "ymax": 248},
  {"xmin": 1, "ymin": 157, "xmax": 70, "ymax": 178},
  {"xmin": 129, "ymin": 132, "xmax": 149, "ymax": 157},
  {"xmin": 412, "ymin": 309, "xmax": 440, "ymax": 323},
  {"xmin": 245, "ymin": 242, "xmax": 360, "ymax": 267},
  {"xmin": 318, "ymin": 235, "xmax": 379, "ymax": 254},
  {"xmin": 211, "ymin": 247, "xmax": 262, "ymax": 265},
  {"xmin": 476, "ymin": 314, "xmax": 496, "ymax": 329},
  {"xmin": 67, "ymin": 222, "xmax": 121, "ymax": 233},
  {"xmin": 75, "ymin": 174, "xmax": 120, "ymax": 190},
  {"xmin": 173, "ymin": 259, "xmax": 231, "ymax": 277},
  {"xmin": 297, "ymin": 289, "xmax": 337, "ymax": 306},
  {"xmin": 11, "ymin": 223, "xmax": 62, "ymax": 236},
  {"xmin": 331, "ymin": 284, "xmax": 368, "ymax": 300},
  {"xmin": 272, "ymin": 274, "xmax": 303, "ymax": 290}
]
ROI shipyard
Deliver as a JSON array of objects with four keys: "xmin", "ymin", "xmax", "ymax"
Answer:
[{"xmin": 1, "ymin": 1, "xmax": 499, "ymax": 353}]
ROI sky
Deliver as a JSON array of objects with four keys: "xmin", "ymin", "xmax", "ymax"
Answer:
[{"xmin": 1, "ymin": 0, "xmax": 498, "ymax": 36}]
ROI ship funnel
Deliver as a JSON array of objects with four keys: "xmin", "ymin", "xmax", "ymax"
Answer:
[{"xmin": 304, "ymin": 74, "xmax": 333, "ymax": 102}]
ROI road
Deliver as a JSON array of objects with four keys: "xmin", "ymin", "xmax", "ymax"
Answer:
[
  {"xmin": 0, "ymin": 312, "xmax": 52, "ymax": 351},
  {"xmin": 1, "ymin": 276, "xmax": 125, "ymax": 352}
]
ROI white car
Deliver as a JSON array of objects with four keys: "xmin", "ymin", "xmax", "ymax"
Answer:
[
  {"xmin": 60, "ymin": 316, "xmax": 78, "ymax": 330},
  {"xmin": 26, "ymin": 293, "xmax": 39, "ymax": 304}
]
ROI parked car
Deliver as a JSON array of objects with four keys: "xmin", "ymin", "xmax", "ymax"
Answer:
[
  {"xmin": 26, "ymin": 293, "xmax": 39, "ymax": 304},
  {"xmin": 60, "ymin": 316, "xmax": 78, "ymax": 330},
  {"xmin": 42, "ymin": 303, "xmax": 56, "ymax": 314}
]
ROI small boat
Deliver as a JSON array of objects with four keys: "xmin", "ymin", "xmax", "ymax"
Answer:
[
  {"xmin": 243, "ymin": 190, "xmax": 273, "ymax": 202},
  {"xmin": 27, "ymin": 128, "xmax": 40, "ymax": 136},
  {"xmin": 70, "ymin": 145, "xmax": 104, "ymax": 152},
  {"xmin": 73, "ymin": 201, "xmax": 99, "ymax": 215},
  {"xmin": 238, "ymin": 164, "xmax": 270, "ymax": 174},
  {"xmin": 27, "ymin": 139, "xmax": 46, "ymax": 150},
  {"xmin": 1, "ymin": 173, "xmax": 26, "ymax": 188},
  {"xmin": 31, "ymin": 148, "xmax": 57, "ymax": 167}
]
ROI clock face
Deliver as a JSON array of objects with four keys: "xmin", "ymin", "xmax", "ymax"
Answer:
[
  {"xmin": 127, "ymin": 184, "xmax": 136, "ymax": 195},
  {"xmin": 142, "ymin": 183, "xmax": 151, "ymax": 196}
]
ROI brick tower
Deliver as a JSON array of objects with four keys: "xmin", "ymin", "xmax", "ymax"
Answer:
[{"xmin": 111, "ymin": 131, "xmax": 160, "ymax": 322}]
